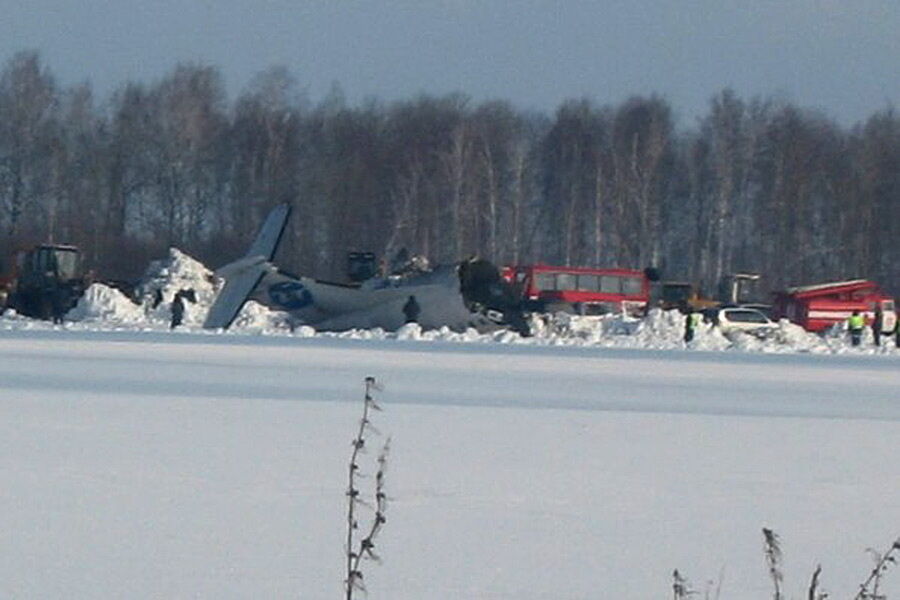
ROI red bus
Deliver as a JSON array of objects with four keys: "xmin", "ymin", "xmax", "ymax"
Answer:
[{"xmin": 503, "ymin": 264, "xmax": 651, "ymax": 316}]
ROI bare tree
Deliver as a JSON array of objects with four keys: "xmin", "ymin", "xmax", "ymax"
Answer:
[
  {"xmin": 0, "ymin": 51, "xmax": 57, "ymax": 241},
  {"xmin": 0, "ymin": 51, "xmax": 897, "ymax": 299}
]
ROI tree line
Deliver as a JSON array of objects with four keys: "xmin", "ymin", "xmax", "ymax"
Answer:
[{"xmin": 0, "ymin": 51, "xmax": 897, "ymax": 295}]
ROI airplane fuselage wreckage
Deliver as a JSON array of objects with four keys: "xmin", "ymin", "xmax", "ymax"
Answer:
[{"xmin": 203, "ymin": 205, "xmax": 530, "ymax": 335}]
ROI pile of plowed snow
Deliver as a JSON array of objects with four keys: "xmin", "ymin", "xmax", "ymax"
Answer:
[
  {"xmin": 1, "ymin": 248, "xmax": 896, "ymax": 356},
  {"xmin": 66, "ymin": 283, "xmax": 146, "ymax": 324},
  {"xmin": 135, "ymin": 248, "xmax": 219, "ymax": 326},
  {"xmin": 60, "ymin": 248, "xmax": 290, "ymax": 331},
  {"xmin": 288, "ymin": 306, "xmax": 890, "ymax": 356},
  {"xmin": 379, "ymin": 308, "xmax": 867, "ymax": 355}
]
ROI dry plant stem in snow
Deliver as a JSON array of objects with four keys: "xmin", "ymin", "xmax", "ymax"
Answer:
[
  {"xmin": 345, "ymin": 376, "xmax": 390, "ymax": 600},
  {"xmin": 762, "ymin": 528, "xmax": 783, "ymax": 600},
  {"xmin": 854, "ymin": 537, "xmax": 900, "ymax": 600},
  {"xmin": 676, "ymin": 532, "xmax": 898, "ymax": 600},
  {"xmin": 807, "ymin": 563, "xmax": 826, "ymax": 600},
  {"xmin": 672, "ymin": 569, "xmax": 695, "ymax": 599}
]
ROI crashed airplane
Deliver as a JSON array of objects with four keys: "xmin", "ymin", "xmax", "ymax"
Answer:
[{"xmin": 203, "ymin": 204, "xmax": 530, "ymax": 335}]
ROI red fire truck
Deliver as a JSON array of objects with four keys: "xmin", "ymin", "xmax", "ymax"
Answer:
[
  {"xmin": 503, "ymin": 264, "xmax": 651, "ymax": 316},
  {"xmin": 772, "ymin": 279, "xmax": 897, "ymax": 333}
]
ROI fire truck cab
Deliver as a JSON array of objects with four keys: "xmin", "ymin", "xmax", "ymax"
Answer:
[{"xmin": 772, "ymin": 279, "xmax": 896, "ymax": 333}]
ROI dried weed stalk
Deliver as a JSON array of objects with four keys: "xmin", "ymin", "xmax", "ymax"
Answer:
[
  {"xmin": 854, "ymin": 537, "xmax": 900, "ymax": 600},
  {"xmin": 673, "ymin": 569, "xmax": 696, "ymax": 600},
  {"xmin": 762, "ymin": 528, "xmax": 783, "ymax": 600},
  {"xmin": 807, "ymin": 563, "xmax": 827, "ymax": 600},
  {"xmin": 344, "ymin": 376, "xmax": 390, "ymax": 600}
]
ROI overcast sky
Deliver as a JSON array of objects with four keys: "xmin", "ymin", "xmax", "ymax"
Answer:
[{"xmin": 1, "ymin": 0, "xmax": 897, "ymax": 126}]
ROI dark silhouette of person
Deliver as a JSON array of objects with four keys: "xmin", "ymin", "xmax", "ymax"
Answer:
[
  {"xmin": 402, "ymin": 295, "xmax": 421, "ymax": 324},
  {"xmin": 170, "ymin": 292, "xmax": 186, "ymax": 329},
  {"xmin": 873, "ymin": 304, "xmax": 883, "ymax": 347},
  {"xmin": 51, "ymin": 286, "xmax": 68, "ymax": 324},
  {"xmin": 895, "ymin": 319, "xmax": 900, "ymax": 349}
]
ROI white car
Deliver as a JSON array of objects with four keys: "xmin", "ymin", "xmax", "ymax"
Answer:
[{"xmin": 710, "ymin": 307, "xmax": 777, "ymax": 335}]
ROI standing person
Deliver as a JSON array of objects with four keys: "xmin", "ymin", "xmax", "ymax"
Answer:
[
  {"xmin": 402, "ymin": 295, "xmax": 420, "ymax": 324},
  {"xmin": 170, "ymin": 292, "xmax": 185, "ymax": 330},
  {"xmin": 51, "ymin": 286, "xmax": 68, "ymax": 325},
  {"xmin": 895, "ymin": 317, "xmax": 900, "ymax": 349},
  {"xmin": 684, "ymin": 311, "xmax": 700, "ymax": 343},
  {"xmin": 847, "ymin": 310, "xmax": 865, "ymax": 347},
  {"xmin": 872, "ymin": 304, "xmax": 883, "ymax": 347}
]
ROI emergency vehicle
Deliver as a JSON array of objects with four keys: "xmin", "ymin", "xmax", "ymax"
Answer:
[
  {"xmin": 503, "ymin": 264, "xmax": 651, "ymax": 316},
  {"xmin": 772, "ymin": 279, "xmax": 896, "ymax": 333}
]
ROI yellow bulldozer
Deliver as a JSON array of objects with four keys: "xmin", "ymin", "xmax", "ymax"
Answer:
[{"xmin": 657, "ymin": 273, "xmax": 763, "ymax": 314}]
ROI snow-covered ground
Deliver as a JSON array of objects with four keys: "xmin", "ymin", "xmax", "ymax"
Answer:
[
  {"xmin": 0, "ymin": 327, "xmax": 898, "ymax": 599},
  {"xmin": 1, "ymin": 249, "xmax": 898, "ymax": 599}
]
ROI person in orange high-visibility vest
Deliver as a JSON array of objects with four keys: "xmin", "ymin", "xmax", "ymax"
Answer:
[{"xmin": 847, "ymin": 310, "xmax": 865, "ymax": 347}]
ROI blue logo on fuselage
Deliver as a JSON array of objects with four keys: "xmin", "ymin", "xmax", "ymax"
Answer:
[{"xmin": 268, "ymin": 281, "xmax": 313, "ymax": 310}]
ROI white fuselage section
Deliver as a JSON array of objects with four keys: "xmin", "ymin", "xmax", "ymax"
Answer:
[{"xmin": 251, "ymin": 266, "xmax": 499, "ymax": 332}]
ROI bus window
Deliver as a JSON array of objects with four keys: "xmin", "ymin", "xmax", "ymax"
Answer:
[
  {"xmin": 577, "ymin": 274, "xmax": 599, "ymax": 292},
  {"xmin": 622, "ymin": 276, "xmax": 643, "ymax": 296},
  {"xmin": 535, "ymin": 272, "xmax": 556, "ymax": 291},
  {"xmin": 557, "ymin": 273, "xmax": 577, "ymax": 291},
  {"xmin": 599, "ymin": 275, "xmax": 620, "ymax": 293}
]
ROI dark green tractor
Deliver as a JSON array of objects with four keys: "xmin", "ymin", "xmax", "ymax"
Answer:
[{"xmin": 7, "ymin": 245, "xmax": 86, "ymax": 320}]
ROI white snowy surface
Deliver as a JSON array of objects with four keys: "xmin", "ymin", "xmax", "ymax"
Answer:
[{"xmin": 0, "ymin": 328, "xmax": 898, "ymax": 600}]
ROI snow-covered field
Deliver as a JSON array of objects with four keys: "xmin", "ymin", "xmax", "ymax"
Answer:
[
  {"xmin": 1, "ymin": 250, "xmax": 898, "ymax": 599},
  {"xmin": 0, "ymin": 326, "xmax": 898, "ymax": 600}
]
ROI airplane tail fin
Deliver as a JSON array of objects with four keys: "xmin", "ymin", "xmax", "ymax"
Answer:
[
  {"xmin": 245, "ymin": 204, "xmax": 291, "ymax": 262},
  {"xmin": 203, "ymin": 204, "xmax": 291, "ymax": 329}
]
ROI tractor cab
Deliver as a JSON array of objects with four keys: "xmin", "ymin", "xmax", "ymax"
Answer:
[
  {"xmin": 718, "ymin": 273, "xmax": 762, "ymax": 305},
  {"xmin": 7, "ymin": 244, "xmax": 86, "ymax": 319},
  {"xmin": 17, "ymin": 245, "xmax": 83, "ymax": 287}
]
